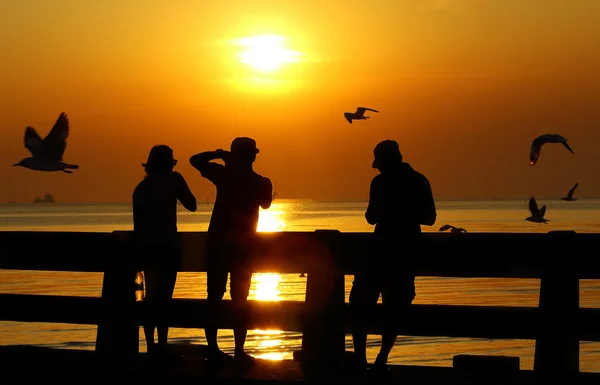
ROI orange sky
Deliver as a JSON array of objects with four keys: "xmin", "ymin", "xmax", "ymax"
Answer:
[{"xmin": 1, "ymin": 0, "xmax": 599, "ymax": 203}]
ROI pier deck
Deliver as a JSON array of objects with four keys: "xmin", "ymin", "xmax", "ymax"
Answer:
[
  {"xmin": 1, "ymin": 344, "xmax": 599, "ymax": 385},
  {"xmin": 2, "ymin": 230, "xmax": 600, "ymax": 384}
]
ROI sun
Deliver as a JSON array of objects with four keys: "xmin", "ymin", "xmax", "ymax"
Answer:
[{"xmin": 237, "ymin": 35, "xmax": 301, "ymax": 73}]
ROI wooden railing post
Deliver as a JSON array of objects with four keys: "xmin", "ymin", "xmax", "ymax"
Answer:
[
  {"xmin": 95, "ymin": 232, "xmax": 139, "ymax": 363},
  {"xmin": 301, "ymin": 229, "xmax": 346, "ymax": 373},
  {"xmin": 534, "ymin": 230, "xmax": 579, "ymax": 376}
]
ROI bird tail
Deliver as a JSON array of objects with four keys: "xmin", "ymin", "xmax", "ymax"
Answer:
[{"xmin": 66, "ymin": 164, "xmax": 79, "ymax": 169}]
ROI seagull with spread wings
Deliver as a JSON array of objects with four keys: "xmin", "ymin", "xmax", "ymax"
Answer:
[
  {"xmin": 13, "ymin": 112, "xmax": 79, "ymax": 173},
  {"xmin": 344, "ymin": 107, "xmax": 379, "ymax": 124},
  {"xmin": 439, "ymin": 224, "xmax": 467, "ymax": 233},
  {"xmin": 529, "ymin": 134, "xmax": 574, "ymax": 166},
  {"xmin": 561, "ymin": 182, "xmax": 579, "ymax": 202},
  {"xmin": 525, "ymin": 196, "xmax": 549, "ymax": 224}
]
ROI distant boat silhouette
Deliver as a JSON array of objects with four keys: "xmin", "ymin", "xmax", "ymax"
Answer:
[{"xmin": 33, "ymin": 194, "xmax": 55, "ymax": 203}]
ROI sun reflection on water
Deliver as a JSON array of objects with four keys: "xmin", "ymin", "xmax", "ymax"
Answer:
[
  {"xmin": 251, "ymin": 203, "xmax": 288, "ymax": 360},
  {"xmin": 251, "ymin": 273, "xmax": 281, "ymax": 301},
  {"xmin": 251, "ymin": 329, "xmax": 286, "ymax": 361},
  {"xmin": 257, "ymin": 206, "xmax": 286, "ymax": 232}
]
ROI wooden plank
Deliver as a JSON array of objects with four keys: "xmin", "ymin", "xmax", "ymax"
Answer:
[
  {"xmin": 0, "ymin": 231, "xmax": 117, "ymax": 272},
  {"xmin": 6, "ymin": 345, "xmax": 600, "ymax": 385},
  {"xmin": 0, "ymin": 294, "xmax": 103, "ymax": 324},
  {"xmin": 3, "ymin": 294, "xmax": 600, "ymax": 341},
  {"xmin": 1, "ymin": 230, "xmax": 600, "ymax": 278}
]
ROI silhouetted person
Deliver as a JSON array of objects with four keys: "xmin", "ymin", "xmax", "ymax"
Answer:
[
  {"xmin": 132, "ymin": 145, "xmax": 197, "ymax": 361},
  {"xmin": 190, "ymin": 137, "xmax": 273, "ymax": 371},
  {"xmin": 350, "ymin": 139, "xmax": 436, "ymax": 372}
]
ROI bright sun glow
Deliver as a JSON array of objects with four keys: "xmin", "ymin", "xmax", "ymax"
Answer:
[
  {"xmin": 252, "ymin": 273, "xmax": 281, "ymax": 301},
  {"xmin": 237, "ymin": 35, "xmax": 301, "ymax": 73},
  {"xmin": 257, "ymin": 208, "xmax": 285, "ymax": 232}
]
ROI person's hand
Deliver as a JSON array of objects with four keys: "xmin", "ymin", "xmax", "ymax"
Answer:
[{"xmin": 215, "ymin": 149, "xmax": 230, "ymax": 161}]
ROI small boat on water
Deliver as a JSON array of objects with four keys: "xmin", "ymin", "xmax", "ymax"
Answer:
[{"xmin": 33, "ymin": 194, "xmax": 55, "ymax": 203}]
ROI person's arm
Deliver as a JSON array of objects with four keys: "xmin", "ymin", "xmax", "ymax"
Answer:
[
  {"xmin": 419, "ymin": 175, "xmax": 437, "ymax": 226},
  {"xmin": 189, "ymin": 150, "xmax": 228, "ymax": 184},
  {"xmin": 174, "ymin": 172, "xmax": 197, "ymax": 212},
  {"xmin": 259, "ymin": 177, "xmax": 273, "ymax": 209},
  {"xmin": 365, "ymin": 177, "xmax": 382, "ymax": 226}
]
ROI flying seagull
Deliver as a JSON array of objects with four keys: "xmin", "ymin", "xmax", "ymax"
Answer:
[
  {"xmin": 529, "ymin": 134, "xmax": 574, "ymax": 166},
  {"xmin": 525, "ymin": 196, "xmax": 549, "ymax": 224},
  {"xmin": 439, "ymin": 224, "xmax": 467, "ymax": 233},
  {"xmin": 344, "ymin": 107, "xmax": 379, "ymax": 124},
  {"xmin": 13, "ymin": 112, "xmax": 79, "ymax": 173},
  {"xmin": 561, "ymin": 182, "xmax": 579, "ymax": 202}
]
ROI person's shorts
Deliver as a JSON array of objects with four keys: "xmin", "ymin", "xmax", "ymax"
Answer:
[
  {"xmin": 136, "ymin": 243, "xmax": 180, "ymax": 304},
  {"xmin": 206, "ymin": 236, "xmax": 254, "ymax": 301},
  {"xmin": 349, "ymin": 270, "xmax": 415, "ymax": 308},
  {"xmin": 135, "ymin": 241, "xmax": 181, "ymax": 271}
]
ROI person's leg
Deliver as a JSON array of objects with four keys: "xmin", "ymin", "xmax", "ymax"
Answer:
[
  {"xmin": 156, "ymin": 268, "xmax": 178, "ymax": 348},
  {"xmin": 205, "ymin": 267, "xmax": 228, "ymax": 354},
  {"xmin": 375, "ymin": 276, "xmax": 415, "ymax": 368},
  {"xmin": 230, "ymin": 267, "xmax": 253, "ymax": 358},
  {"xmin": 143, "ymin": 268, "xmax": 159, "ymax": 355},
  {"xmin": 349, "ymin": 273, "xmax": 380, "ymax": 366}
]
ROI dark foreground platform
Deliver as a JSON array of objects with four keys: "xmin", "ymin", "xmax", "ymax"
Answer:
[{"xmin": 1, "ymin": 344, "xmax": 599, "ymax": 385}]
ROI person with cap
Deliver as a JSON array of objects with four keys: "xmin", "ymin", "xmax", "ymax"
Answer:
[
  {"xmin": 190, "ymin": 137, "xmax": 273, "ymax": 371},
  {"xmin": 349, "ymin": 139, "xmax": 436, "ymax": 373},
  {"xmin": 132, "ymin": 145, "xmax": 197, "ymax": 362}
]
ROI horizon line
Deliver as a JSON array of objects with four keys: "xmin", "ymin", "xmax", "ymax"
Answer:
[{"xmin": 3, "ymin": 197, "xmax": 600, "ymax": 205}]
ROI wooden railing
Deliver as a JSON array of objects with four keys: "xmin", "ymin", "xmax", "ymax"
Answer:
[{"xmin": 1, "ymin": 230, "xmax": 599, "ymax": 376}]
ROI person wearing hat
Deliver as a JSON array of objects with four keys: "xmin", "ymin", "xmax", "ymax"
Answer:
[
  {"xmin": 190, "ymin": 137, "xmax": 273, "ymax": 371},
  {"xmin": 132, "ymin": 144, "xmax": 197, "ymax": 361},
  {"xmin": 349, "ymin": 139, "xmax": 436, "ymax": 373}
]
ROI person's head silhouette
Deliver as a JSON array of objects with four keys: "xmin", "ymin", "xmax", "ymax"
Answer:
[
  {"xmin": 142, "ymin": 145, "xmax": 177, "ymax": 176},
  {"xmin": 228, "ymin": 137, "xmax": 259, "ymax": 168},
  {"xmin": 372, "ymin": 140, "xmax": 402, "ymax": 172}
]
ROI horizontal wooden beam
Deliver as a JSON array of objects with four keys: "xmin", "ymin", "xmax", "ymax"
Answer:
[
  {"xmin": 1, "ymin": 230, "xmax": 600, "ymax": 278},
  {"xmin": 2, "ymin": 294, "xmax": 599, "ymax": 341}
]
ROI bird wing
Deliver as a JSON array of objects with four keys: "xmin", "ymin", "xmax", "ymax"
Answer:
[
  {"xmin": 355, "ymin": 107, "xmax": 379, "ymax": 116},
  {"xmin": 439, "ymin": 224, "xmax": 453, "ymax": 231},
  {"xmin": 529, "ymin": 136, "xmax": 545, "ymax": 166},
  {"xmin": 560, "ymin": 140, "xmax": 575, "ymax": 154},
  {"xmin": 528, "ymin": 196, "xmax": 540, "ymax": 217},
  {"xmin": 567, "ymin": 182, "xmax": 579, "ymax": 198},
  {"xmin": 42, "ymin": 112, "xmax": 69, "ymax": 161},
  {"xmin": 539, "ymin": 205, "xmax": 547, "ymax": 218},
  {"xmin": 24, "ymin": 126, "xmax": 43, "ymax": 157},
  {"xmin": 344, "ymin": 113, "xmax": 353, "ymax": 124}
]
